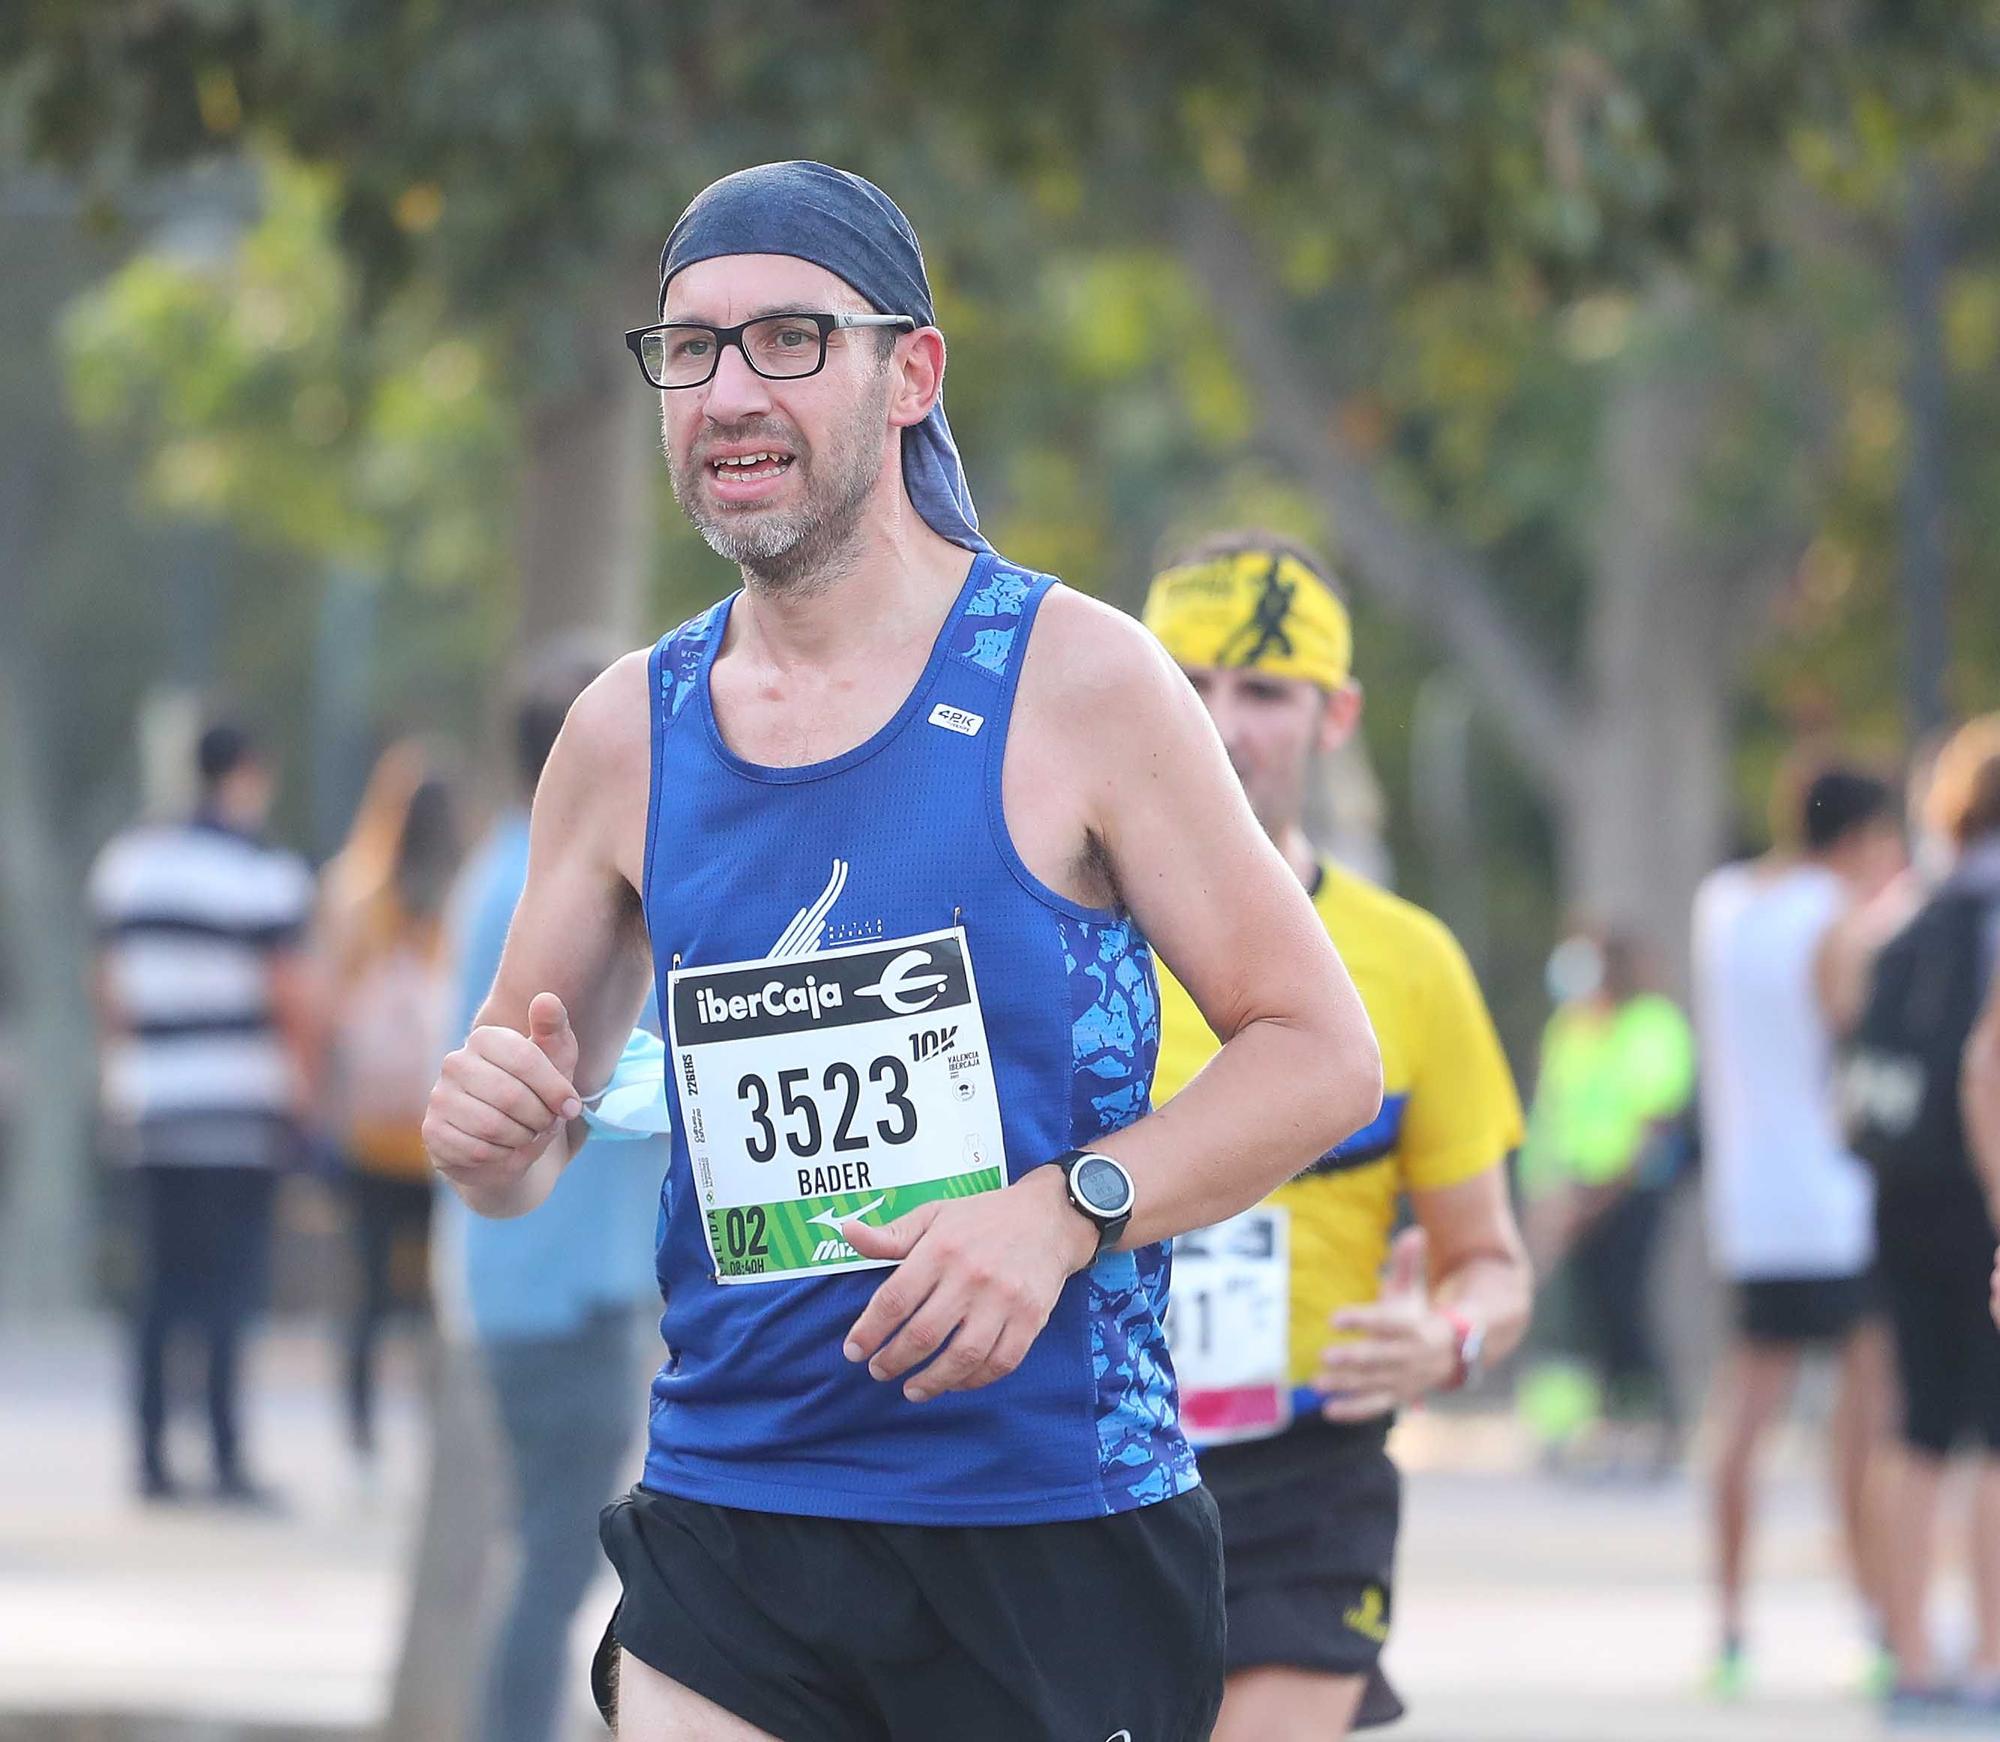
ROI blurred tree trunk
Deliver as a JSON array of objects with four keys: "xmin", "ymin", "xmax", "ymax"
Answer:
[
  {"xmin": 1182, "ymin": 203, "xmax": 1757, "ymax": 991},
  {"xmin": 0, "ymin": 452, "xmax": 95, "ymax": 1320},
  {"xmin": 1899, "ymin": 160, "xmax": 1951, "ymax": 745},
  {"xmin": 1176, "ymin": 198, "xmax": 1577, "ymax": 796},
  {"xmin": 1566, "ymin": 296, "xmax": 1734, "ymax": 997},
  {"xmin": 515, "ymin": 277, "xmax": 655, "ymax": 644},
  {"xmin": 379, "ymin": 1332, "xmax": 505, "ymax": 1742}
]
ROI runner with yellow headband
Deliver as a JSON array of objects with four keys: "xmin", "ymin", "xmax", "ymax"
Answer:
[{"xmin": 1144, "ymin": 531, "xmax": 1534, "ymax": 1741}]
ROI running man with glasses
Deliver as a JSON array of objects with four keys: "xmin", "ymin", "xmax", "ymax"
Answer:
[{"xmin": 423, "ymin": 161, "xmax": 1382, "ymax": 1741}]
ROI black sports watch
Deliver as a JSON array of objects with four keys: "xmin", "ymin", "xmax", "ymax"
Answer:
[{"xmin": 1051, "ymin": 1149, "xmax": 1136, "ymax": 1255}]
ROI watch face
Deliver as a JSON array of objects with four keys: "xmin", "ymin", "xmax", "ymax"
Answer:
[{"xmin": 1074, "ymin": 1155, "xmax": 1132, "ymax": 1216}]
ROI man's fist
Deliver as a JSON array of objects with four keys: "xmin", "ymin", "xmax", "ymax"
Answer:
[{"xmin": 424, "ymin": 993, "xmax": 583, "ymax": 1216}]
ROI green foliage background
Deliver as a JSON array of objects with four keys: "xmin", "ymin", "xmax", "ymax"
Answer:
[{"xmin": 8, "ymin": 2, "xmax": 2000, "ymax": 1061}]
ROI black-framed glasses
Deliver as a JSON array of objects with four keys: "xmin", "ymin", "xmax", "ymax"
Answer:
[{"xmin": 624, "ymin": 311, "xmax": 917, "ymax": 389}]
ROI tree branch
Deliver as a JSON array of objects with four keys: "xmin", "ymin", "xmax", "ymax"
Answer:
[{"xmin": 1174, "ymin": 195, "xmax": 1579, "ymax": 798}]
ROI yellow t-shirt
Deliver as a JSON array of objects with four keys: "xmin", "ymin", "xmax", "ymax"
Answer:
[{"xmin": 1152, "ymin": 859, "xmax": 1525, "ymax": 1385}]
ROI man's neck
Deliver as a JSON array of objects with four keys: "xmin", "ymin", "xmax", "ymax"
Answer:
[{"xmin": 735, "ymin": 502, "xmax": 970, "ymax": 669}]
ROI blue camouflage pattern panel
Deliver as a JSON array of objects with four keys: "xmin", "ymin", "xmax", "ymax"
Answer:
[
  {"xmin": 1065, "ymin": 911, "xmax": 1159, "ymax": 1135},
  {"xmin": 661, "ymin": 600, "xmax": 727, "ymax": 722},
  {"xmin": 1061, "ymin": 911, "xmax": 1199, "ymax": 1510},
  {"xmin": 948, "ymin": 563, "xmax": 1035, "ymax": 676},
  {"xmin": 1088, "ymin": 1243, "xmax": 1198, "ymax": 1508}
]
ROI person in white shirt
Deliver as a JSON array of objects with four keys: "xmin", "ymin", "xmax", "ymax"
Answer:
[{"xmin": 1692, "ymin": 765, "xmax": 1904, "ymax": 1696}]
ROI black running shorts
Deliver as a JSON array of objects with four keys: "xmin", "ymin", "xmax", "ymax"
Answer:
[
  {"xmin": 1878, "ymin": 1223, "xmax": 2000, "ymax": 1456},
  {"xmin": 1735, "ymin": 1272, "xmax": 1875, "ymax": 1346},
  {"xmin": 1200, "ymin": 1415, "xmax": 1405, "ymax": 1730},
  {"xmin": 593, "ymin": 1482, "xmax": 1223, "ymax": 1742}
]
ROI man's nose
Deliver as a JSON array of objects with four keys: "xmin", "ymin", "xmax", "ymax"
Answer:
[{"xmin": 701, "ymin": 341, "xmax": 775, "ymax": 422}]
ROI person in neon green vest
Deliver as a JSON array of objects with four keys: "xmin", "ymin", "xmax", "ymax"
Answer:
[{"xmin": 1521, "ymin": 929, "xmax": 1696, "ymax": 1467}]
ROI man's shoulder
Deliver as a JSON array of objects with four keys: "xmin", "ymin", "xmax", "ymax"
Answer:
[
  {"xmin": 1694, "ymin": 858, "xmax": 1754, "ymax": 906},
  {"xmin": 1015, "ymin": 583, "xmax": 1182, "ymax": 714},
  {"xmin": 559, "ymin": 646, "xmax": 657, "ymax": 766}
]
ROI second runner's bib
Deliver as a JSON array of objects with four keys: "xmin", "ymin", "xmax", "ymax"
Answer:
[
  {"xmin": 1166, "ymin": 1205, "xmax": 1294, "ymax": 1443},
  {"xmin": 669, "ymin": 926, "xmax": 1005, "ymax": 1283}
]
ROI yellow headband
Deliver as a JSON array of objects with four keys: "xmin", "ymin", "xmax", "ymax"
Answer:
[{"xmin": 1142, "ymin": 550, "xmax": 1353, "ymax": 690}]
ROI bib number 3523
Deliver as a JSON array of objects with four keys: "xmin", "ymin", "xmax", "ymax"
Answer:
[{"xmin": 667, "ymin": 926, "xmax": 1006, "ymax": 1284}]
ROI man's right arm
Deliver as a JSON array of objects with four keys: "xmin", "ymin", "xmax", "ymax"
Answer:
[{"xmin": 425, "ymin": 653, "xmax": 655, "ymax": 1219}]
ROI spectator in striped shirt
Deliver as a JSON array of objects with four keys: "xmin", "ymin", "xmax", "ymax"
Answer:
[{"xmin": 89, "ymin": 718, "xmax": 317, "ymax": 1503}]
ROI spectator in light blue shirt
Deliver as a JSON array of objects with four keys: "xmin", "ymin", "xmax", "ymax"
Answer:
[{"xmin": 433, "ymin": 641, "xmax": 664, "ymax": 1742}]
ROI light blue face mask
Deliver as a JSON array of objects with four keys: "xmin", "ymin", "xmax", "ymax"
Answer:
[
  {"xmin": 1545, "ymin": 936, "xmax": 1605, "ymax": 1007},
  {"xmin": 581, "ymin": 1030, "xmax": 672, "ymax": 1141}
]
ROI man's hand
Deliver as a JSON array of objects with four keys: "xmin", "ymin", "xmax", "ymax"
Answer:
[
  {"xmin": 424, "ymin": 992, "xmax": 583, "ymax": 1212},
  {"xmin": 840, "ymin": 1166, "xmax": 1099, "ymax": 1404},
  {"xmin": 1316, "ymin": 1228, "xmax": 1460, "ymax": 1422}
]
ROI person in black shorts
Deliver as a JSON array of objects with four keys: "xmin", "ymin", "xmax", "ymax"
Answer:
[
  {"xmin": 1142, "ymin": 536, "xmax": 1533, "ymax": 1739},
  {"xmin": 1863, "ymin": 718, "xmax": 2000, "ymax": 1712},
  {"xmin": 1692, "ymin": 764, "xmax": 1905, "ymax": 1696}
]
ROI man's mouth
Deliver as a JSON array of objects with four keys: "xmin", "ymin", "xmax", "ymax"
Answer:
[{"xmin": 708, "ymin": 451, "xmax": 796, "ymax": 485}]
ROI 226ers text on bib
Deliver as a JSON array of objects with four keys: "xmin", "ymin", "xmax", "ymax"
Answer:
[{"xmin": 667, "ymin": 926, "xmax": 1007, "ymax": 1283}]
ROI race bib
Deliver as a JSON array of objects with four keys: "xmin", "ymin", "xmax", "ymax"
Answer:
[
  {"xmin": 1166, "ymin": 1206, "xmax": 1294, "ymax": 1444},
  {"xmin": 667, "ymin": 926, "xmax": 1006, "ymax": 1284}
]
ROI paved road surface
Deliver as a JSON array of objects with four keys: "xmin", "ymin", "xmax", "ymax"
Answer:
[{"xmin": 1, "ymin": 1320, "xmax": 1985, "ymax": 1740}]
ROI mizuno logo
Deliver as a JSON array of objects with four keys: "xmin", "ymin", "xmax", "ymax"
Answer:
[
  {"xmin": 806, "ymin": 1197, "xmax": 885, "ymax": 1265},
  {"xmin": 806, "ymin": 1197, "xmax": 885, "ymax": 1233},
  {"xmin": 856, "ymin": 948, "xmax": 949, "ymax": 1016},
  {"xmin": 1343, "ymin": 1584, "xmax": 1389, "ymax": 1644}
]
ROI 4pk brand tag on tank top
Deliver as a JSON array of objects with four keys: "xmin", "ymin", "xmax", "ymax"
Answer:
[{"xmin": 667, "ymin": 926, "xmax": 1007, "ymax": 1283}]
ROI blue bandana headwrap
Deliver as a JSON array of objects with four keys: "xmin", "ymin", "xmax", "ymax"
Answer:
[{"xmin": 658, "ymin": 161, "xmax": 990, "ymax": 555}]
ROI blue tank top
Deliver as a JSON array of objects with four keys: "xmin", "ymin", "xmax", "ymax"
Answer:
[{"xmin": 639, "ymin": 553, "xmax": 1199, "ymax": 1524}]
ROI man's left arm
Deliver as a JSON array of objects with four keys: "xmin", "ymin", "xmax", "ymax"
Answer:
[{"xmin": 842, "ymin": 599, "xmax": 1382, "ymax": 1401}]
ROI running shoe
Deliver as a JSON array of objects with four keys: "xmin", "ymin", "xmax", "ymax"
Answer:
[{"xmin": 1706, "ymin": 1643, "xmax": 1748, "ymax": 1702}]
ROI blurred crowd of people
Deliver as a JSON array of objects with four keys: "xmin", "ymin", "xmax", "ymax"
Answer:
[
  {"xmin": 86, "ymin": 643, "xmax": 664, "ymax": 1742},
  {"xmin": 1517, "ymin": 720, "xmax": 2000, "ymax": 1716}
]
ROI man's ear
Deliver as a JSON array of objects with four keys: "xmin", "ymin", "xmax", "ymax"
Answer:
[
  {"xmin": 1319, "ymin": 681, "xmax": 1364, "ymax": 755},
  {"xmin": 887, "ymin": 328, "xmax": 946, "ymax": 430}
]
